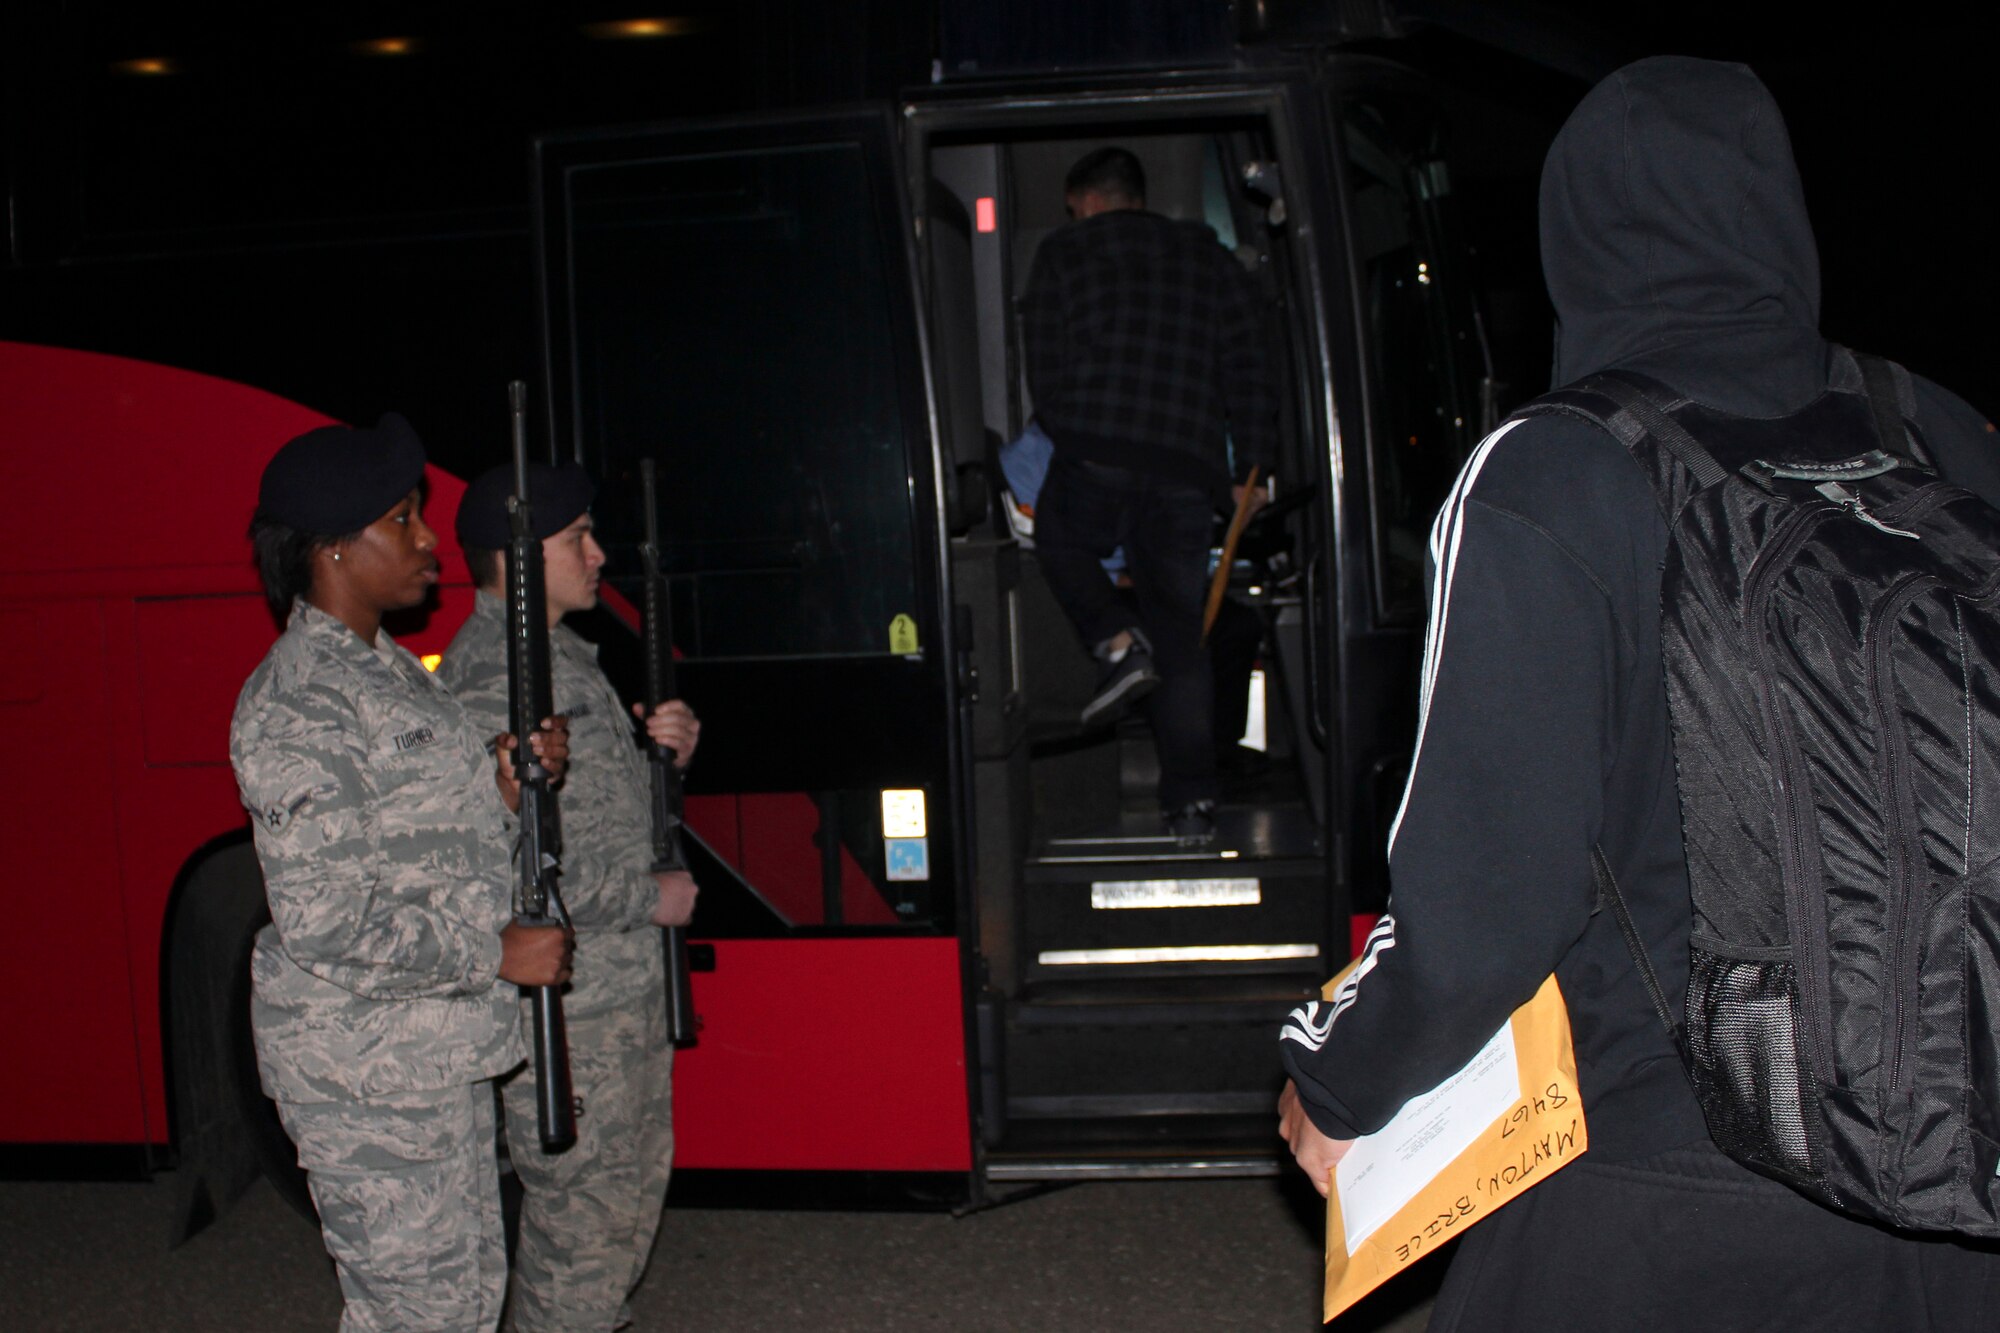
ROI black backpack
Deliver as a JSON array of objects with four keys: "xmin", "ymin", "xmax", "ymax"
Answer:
[{"xmin": 1519, "ymin": 348, "xmax": 2000, "ymax": 1235}]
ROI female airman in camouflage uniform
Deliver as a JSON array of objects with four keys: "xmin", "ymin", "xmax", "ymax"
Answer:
[
  {"xmin": 231, "ymin": 416, "xmax": 573, "ymax": 1333},
  {"xmin": 443, "ymin": 460, "xmax": 699, "ymax": 1333}
]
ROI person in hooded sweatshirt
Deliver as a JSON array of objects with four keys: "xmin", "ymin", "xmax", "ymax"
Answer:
[
  {"xmin": 1276, "ymin": 56, "xmax": 2000, "ymax": 1329},
  {"xmin": 1017, "ymin": 145, "xmax": 1279, "ymax": 842}
]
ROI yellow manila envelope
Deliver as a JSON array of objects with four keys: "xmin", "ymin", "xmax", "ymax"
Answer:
[{"xmin": 1318, "ymin": 969, "xmax": 1586, "ymax": 1322}]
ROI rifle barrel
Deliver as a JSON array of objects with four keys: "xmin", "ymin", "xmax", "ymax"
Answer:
[
  {"xmin": 506, "ymin": 378, "xmax": 577, "ymax": 1152},
  {"xmin": 640, "ymin": 457, "xmax": 699, "ymax": 1046}
]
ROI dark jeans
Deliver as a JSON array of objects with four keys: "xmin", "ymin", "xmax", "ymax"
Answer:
[{"xmin": 1036, "ymin": 456, "xmax": 1218, "ymax": 810}]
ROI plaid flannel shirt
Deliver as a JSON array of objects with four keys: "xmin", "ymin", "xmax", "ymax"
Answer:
[{"xmin": 1018, "ymin": 209, "xmax": 1277, "ymax": 494}]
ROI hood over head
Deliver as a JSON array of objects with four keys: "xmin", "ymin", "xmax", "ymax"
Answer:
[{"xmin": 1541, "ymin": 56, "xmax": 1828, "ymax": 414}]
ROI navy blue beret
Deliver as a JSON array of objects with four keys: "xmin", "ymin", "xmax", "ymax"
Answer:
[
  {"xmin": 257, "ymin": 414, "xmax": 427, "ymax": 536},
  {"xmin": 455, "ymin": 461, "xmax": 596, "ymax": 550}
]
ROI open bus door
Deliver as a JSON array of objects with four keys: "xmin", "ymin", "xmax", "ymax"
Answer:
[{"xmin": 532, "ymin": 63, "xmax": 1490, "ymax": 1193}]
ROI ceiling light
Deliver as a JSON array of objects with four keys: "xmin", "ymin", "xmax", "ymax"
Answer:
[
  {"xmin": 351, "ymin": 37, "xmax": 423, "ymax": 57},
  {"xmin": 581, "ymin": 17, "xmax": 704, "ymax": 39}
]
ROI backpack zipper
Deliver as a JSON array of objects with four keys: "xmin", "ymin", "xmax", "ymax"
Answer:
[
  {"xmin": 1864, "ymin": 486, "xmax": 1973, "ymax": 1102},
  {"xmin": 1741, "ymin": 504, "xmax": 1843, "ymax": 1098},
  {"xmin": 1859, "ymin": 478, "xmax": 1960, "ymax": 532},
  {"xmin": 1869, "ymin": 550, "xmax": 2000, "ymax": 1103},
  {"xmin": 1729, "ymin": 480, "xmax": 1962, "ymax": 1115},
  {"xmin": 1868, "ymin": 573, "xmax": 1943, "ymax": 1102},
  {"xmin": 1815, "ymin": 482, "xmax": 1922, "ymax": 538}
]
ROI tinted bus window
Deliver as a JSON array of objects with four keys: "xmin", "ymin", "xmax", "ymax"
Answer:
[
  {"xmin": 1340, "ymin": 96, "xmax": 1476, "ymax": 620},
  {"xmin": 564, "ymin": 144, "xmax": 921, "ymax": 661}
]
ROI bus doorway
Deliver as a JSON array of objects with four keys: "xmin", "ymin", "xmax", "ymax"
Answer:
[{"xmin": 917, "ymin": 98, "xmax": 1338, "ymax": 1177}]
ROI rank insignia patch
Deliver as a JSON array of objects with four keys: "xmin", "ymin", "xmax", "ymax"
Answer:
[{"xmin": 258, "ymin": 789, "xmax": 317, "ymax": 832}]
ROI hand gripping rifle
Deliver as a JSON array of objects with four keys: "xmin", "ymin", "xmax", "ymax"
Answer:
[
  {"xmin": 639, "ymin": 458, "xmax": 699, "ymax": 1046},
  {"xmin": 506, "ymin": 380, "xmax": 577, "ymax": 1153}
]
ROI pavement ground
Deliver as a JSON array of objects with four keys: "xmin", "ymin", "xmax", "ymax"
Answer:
[{"xmin": 0, "ymin": 1170, "xmax": 1443, "ymax": 1331}]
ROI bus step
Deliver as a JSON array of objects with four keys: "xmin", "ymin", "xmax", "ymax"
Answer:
[
  {"xmin": 1000, "ymin": 1008, "xmax": 1291, "ymax": 1110},
  {"xmin": 985, "ymin": 1157, "xmax": 1281, "ymax": 1182},
  {"xmin": 1013, "ymin": 976, "xmax": 1318, "ymax": 1025},
  {"xmin": 1026, "ymin": 804, "xmax": 1321, "ymax": 866},
  {"xmin": 1006, "ymin": 1091, "xmax": 1272, "ymax": 1119},
  {"xmin": 1019, "ymin": 871, "xmax": 1325, "ymax": 977},
  {"xmin": 1022, "ymin": 951, "xmax": 1328, "ymax": 983},
  {"xmin": 983, "ymin": 1112, "xmax": 1284, "ymax": 1174}
]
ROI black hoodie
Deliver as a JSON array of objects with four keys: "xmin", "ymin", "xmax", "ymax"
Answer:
[{"xmin": 1279, "ymin": 57, "xmax": 2000, "ymax": 1157}]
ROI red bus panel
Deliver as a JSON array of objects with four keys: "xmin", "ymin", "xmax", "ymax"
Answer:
[
  {"xmin": 0, "ymin": 341, "xmax": 473, "ymax": 1146},
  {"xmin": 671, "ymin": 937, "xmax": 970, "ymax": 1171}
]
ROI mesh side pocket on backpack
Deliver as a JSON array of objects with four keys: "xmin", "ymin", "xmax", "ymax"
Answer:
[{"xmin": 1686, "ymin": 948, "xmax": 1820, "ymax": 1182}]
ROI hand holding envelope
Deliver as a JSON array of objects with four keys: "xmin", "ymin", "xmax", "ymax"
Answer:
[
  {"xmin": 1284, "ymin": 962, "xmax": 1589, "ymax": 1323},
  {"xmin": 1277, "ymin": 1080, "xmax": 1351, "ymax": 1197}
]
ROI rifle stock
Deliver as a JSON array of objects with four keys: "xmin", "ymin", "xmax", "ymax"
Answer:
[
  {"xmin": 1201, "ymin": 464, "xmax": 1262, "ymax": 647},
  {"xmin": 506, "ymin": 379, "xmax": 577, "ymax": 1153},
  {"xmin": 640, "ymin": 458, "xmax": 699, "ymax": 1046}
]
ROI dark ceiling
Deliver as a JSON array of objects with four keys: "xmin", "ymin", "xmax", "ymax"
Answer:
[{"xmin": 3, "ymin": 2, "xmax": 1995, "ymax": 422}]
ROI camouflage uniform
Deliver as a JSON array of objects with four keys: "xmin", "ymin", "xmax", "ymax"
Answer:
[
  {"xmin": 232, "ymin": 600, "xmax": 525, "ymax": 1333},
  {"xmin": 440, "ymin": 592, "xmax": 673, "ymax": 1333}
]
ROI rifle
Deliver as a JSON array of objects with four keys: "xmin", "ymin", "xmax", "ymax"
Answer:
[
  {"xmin": 505, "ymin": 379, "xmax": 577, "ymax": 1153},
  {"xmin": 639, "ymin": 458, "xmax": 699, "ymax": 1046}
]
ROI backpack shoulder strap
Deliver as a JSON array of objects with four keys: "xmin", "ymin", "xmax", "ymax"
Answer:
[
  {"xmin": 1847, "ymin": 347, "xmax": 1937, "ymax": 467},
  {"xmin": 1509, "ymin": 371, "xmax": 1726, "ymax": 527},
  {"xmin": 1591, "ymin": 844, "xmax": 1693, "ymax": 1069},
  {"xmin": 1588, "ymin": 373, "xmax": 1731, "ymax": 489}
]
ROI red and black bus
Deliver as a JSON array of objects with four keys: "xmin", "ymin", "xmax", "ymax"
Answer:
[{"xmin": 0, "ymin": 3, "xmax": 1576, "ymax": 1221}]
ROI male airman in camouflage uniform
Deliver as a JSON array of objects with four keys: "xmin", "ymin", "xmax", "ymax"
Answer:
[
  {"xmin": 442, "ymin": 461, "xmax": 698, "ymax": 1333},
  {"xmin": 234, "ymin": 416, "xmax": 570, "ymax": 1333}
]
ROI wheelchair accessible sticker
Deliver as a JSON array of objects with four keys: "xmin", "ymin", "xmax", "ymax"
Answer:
[{"xmin": 886, "ymin": 838, "xmax": 930, "ymax": 881}]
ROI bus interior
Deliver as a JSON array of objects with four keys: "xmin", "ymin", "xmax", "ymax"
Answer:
[{"xmin": 926, "ymin": 116, "xmax": 1333, "ymax": 1166}]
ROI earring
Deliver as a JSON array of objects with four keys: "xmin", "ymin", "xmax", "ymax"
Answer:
[{"xmin": 332, "ymin": 552, "xmax": 342, "ymax": 561}]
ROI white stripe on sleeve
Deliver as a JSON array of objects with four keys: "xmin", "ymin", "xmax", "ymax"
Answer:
[
  {"xmin": 1279, "ymin": 913, "xmax": 1399, "ymax": 1051},
  {"xmin": 1385, "ymin": 420, "xmax": 1524, "ymax": 858},
  {"xmin": 1281, "ymin": 423, "xmax": 1522, "ymax": 1059}
]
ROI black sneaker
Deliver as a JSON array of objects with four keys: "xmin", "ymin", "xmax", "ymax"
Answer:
[
  {"xmin": 1164, "ymin": 799, "xmax": 1217, "ymax": 846},
  {"xmin": 1080, "ymin": 641, "xmax": 1158, "ymax": 728}
]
